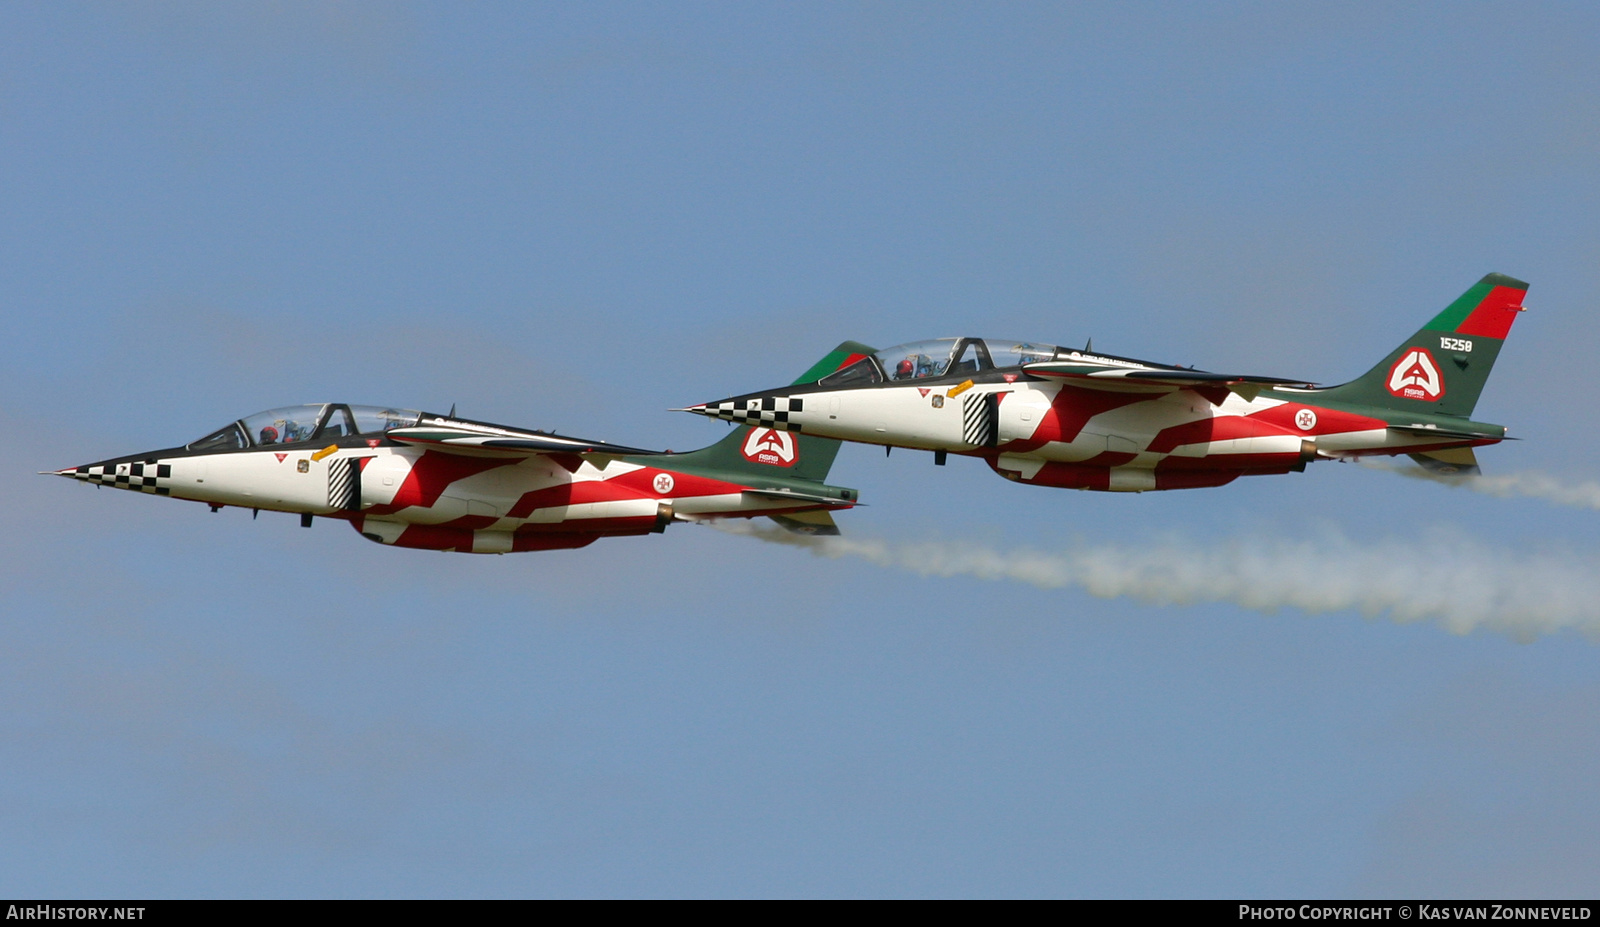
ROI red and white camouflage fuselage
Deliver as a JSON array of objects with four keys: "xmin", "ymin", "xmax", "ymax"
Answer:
[
  {"xmin": 54, "ymin": 407, "xmax": 859, "ymax": 552},
  {"xmin": 697, "ymin": 377, "xmax": 1479, "ymax": 492},
  {"xmin": 687, "ymin": 274, "xmax": 1527, "ymax": 490}
]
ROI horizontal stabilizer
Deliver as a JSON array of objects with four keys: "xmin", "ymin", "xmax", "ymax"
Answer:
[
  {"xmin": 1388, "ymin": 423, "xmax": 1508, "ymax": 442},
  {"xmin": 768, "ymin": 510, "xmax": 840, "ymax": 536},
  {"xmin": 742, "ymin": 487, "xmax": 854, "ymax": 507},
  {"xmin": 1409, "ymin": 447, "xmax": 1480, "ymax": 476}
]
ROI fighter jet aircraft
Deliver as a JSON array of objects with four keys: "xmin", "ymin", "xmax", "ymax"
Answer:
[
  {"xmin": 50, "ymin": 401, "xmax": 859, "ymax": 553},
  {"xmin": 685, "ymin": 273, "xmax": 1527, "ymax": 491}
]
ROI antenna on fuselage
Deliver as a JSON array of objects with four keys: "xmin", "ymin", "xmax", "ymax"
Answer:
[
  {"xmin": 1084, "ymin": 338, "xmax": 1093, "ymax": 352},
  {"xmin": 448, "ymin": 403, "xmax": 457, "ymax": 418}
]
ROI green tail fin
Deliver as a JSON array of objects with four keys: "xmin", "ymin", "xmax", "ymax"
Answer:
[
  {"xmin": 1313, "ymin": 273, "xmax": 1527, "ymax": 418},
  {"xmin": 791, "ymin": 341, "xmax": 878, "ymax": 385},
  {"xmin": 664, "ymin": 422, "xmax": 844, "ymax": 483},
  {"xmin": 668, "ymin": 342, "xmax": 877, "ymax": 483}
]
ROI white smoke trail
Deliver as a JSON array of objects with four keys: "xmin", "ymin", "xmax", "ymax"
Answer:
[
  {"xmin": 1359, "ymin": 460, "xmax": 1600, "ymax": 510},
  {"xmin": 715, "ymin": 522, "xmax": 1600, "ymax": 641}
]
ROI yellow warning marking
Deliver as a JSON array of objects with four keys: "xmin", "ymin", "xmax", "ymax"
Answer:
[
  {"xmin": 947, "ymin": 379, "xmax": 975, "ymax": 398},
  {"xmin": 310, "ymin": 445, "xmax": 339, "ymax": 462}
]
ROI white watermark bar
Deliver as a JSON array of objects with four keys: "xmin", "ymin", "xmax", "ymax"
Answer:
[{"xmin": 1240, "ymin": 906, "xmax": 1594, "ymax": 922}]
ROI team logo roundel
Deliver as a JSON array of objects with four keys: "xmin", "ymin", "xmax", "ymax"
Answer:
[
  {"xmin": 742, "ymin": 427, "xmax": 798, "ymax": 467},
  {"xmin": 1387, "ymin": 347, "xmax": 1445, "ymax": 401},
  {"xmin": 1294, "ymin": 408, "xmax": 1317, "ymax": 431},
  {"xmin": 653, "ymin": 472, "xmax": 675, "ymax": 494}
]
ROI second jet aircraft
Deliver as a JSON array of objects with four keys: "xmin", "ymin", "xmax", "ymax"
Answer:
[{"xmin": 685, "ymin": 273, "xmax": 1526, "ymax": 492}]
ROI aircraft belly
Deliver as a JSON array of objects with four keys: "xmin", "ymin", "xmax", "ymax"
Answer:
[
  {"xmin": 354, "ymin": 516, "xmax": 593, "ymax": 554},
  {"xmin": 473, "ymin": 531, "xmax": 515, "ymax": 554},
  {"xmin": 1108, "ymin": 468, "xmax": 1156, "ymax": 492}
]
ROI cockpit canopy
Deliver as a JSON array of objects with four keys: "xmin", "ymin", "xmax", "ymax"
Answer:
[
  {"xmin": 187, "ymin": 404, "xmax": 424, "ymax": 451},
  {"xmin": 817, "ymin": 338, "xmax": 1064, "ymax": 387}
]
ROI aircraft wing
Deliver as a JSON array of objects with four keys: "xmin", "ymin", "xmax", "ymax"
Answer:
[
  {"xmin": 1021, "ymin": 361, "xmax": 1312, "ymax": 401},
  {"xmin": 385, "ymin": 423, "xmax": 659, "ymax": 461}
]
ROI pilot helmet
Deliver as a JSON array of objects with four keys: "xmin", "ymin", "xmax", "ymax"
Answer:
[
  {"xmin": 896, "ymin": 358, "xmax": 914, "ymax": 378},
  {"xmin": 259, "ymin": 425, "xmax": 279, "ymax": 444}
]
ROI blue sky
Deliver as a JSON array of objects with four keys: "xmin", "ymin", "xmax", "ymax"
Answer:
[{"xmin": 4, "ymin": 2, "xmax": 1600, "ymax": 897}]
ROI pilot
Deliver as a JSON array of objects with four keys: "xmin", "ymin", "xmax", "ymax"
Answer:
[
  {"xmin": 259, "ymin": 425, "xmax": 279, "ymax": 445},
  {"xmin": 895, "ymin": 358, "xmax": 914, "ymax": 379}
]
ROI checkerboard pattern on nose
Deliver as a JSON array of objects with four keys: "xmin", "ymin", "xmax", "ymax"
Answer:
[
  {"xmin": 74, "ymin": 461, "xmax": 171, "ymax": 495},
  {"xmin": 700, "ymin": 396, "xmax": 804, "ymax": 431}
]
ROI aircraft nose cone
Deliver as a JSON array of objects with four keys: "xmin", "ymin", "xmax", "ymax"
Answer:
[
  {"xmin": 51, "ymin": 457, "xmax": 175, "ymax": 494},
  {"xmin": 677, "ymin": 399, "xmax": 735, "ymax": 421},
  {"xmin": 686, "ymin": 392, "xmax": 806, "ymax": 429},
  {"xmin": 53, "ymin": 462, "xmax": 108, "ymax": 481},
  {"xmin": 682, "ymin": 405, "xmax": 736, "ymax": 423}
]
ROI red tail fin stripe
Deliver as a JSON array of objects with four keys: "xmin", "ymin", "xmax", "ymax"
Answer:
[{"xmin": 1456, "ymin": 285, "xmax": 1526, "ymax": 340}]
